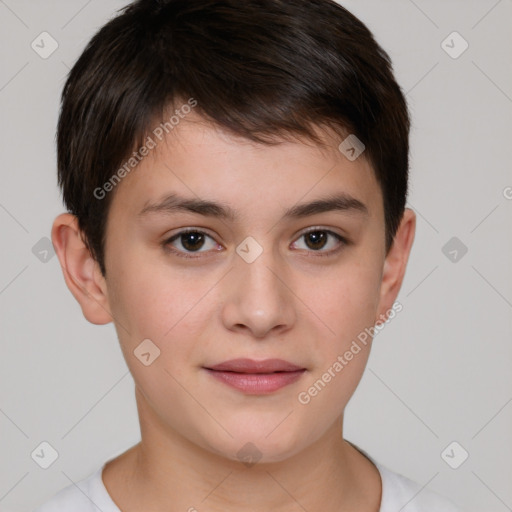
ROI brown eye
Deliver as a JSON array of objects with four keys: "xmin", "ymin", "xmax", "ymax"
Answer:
[
  {"xmin": 163, "ymin": 229, "xmax": 219, "ymax": 258},
  {"xmin": 178, "ymin": 231, "xmax": 205, "ymax": 251},
  {"xmin": 304, "ymin": 231, "xmax": 328, "ymax": 250},
  {"xmin": 292, "ymin": 228, "xmax": 347, "ymax": 256}
]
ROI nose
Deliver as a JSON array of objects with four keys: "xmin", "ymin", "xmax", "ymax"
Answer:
[{"xmin": 221, "ymin": 243, "xmax": 297, "ymax": 339}]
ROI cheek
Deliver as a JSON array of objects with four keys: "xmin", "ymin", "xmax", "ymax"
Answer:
[
  {"xmin": 295, "ymin": 258, "xmax": 381, "ymax": 406},
  {"xmin": 107, "ymin": 265, "xmax": 202, "ymax": 408},
  {"xmin": 295, "ymin": 285, "xmax": 376, "ymax": 424},
  {"xmin": 107, "ymin": 243, "xmax": 181, "ymax": 333},
  {"xmin": 106, "ymin": 251, "xmax": 213, "ymax": 369},
  {"xmin": 107, "ymin": 270, "xmax": 169, "ymax": 340},
  {"xmin": 309, "ymin": 262, "xmax": 381, "ymax": 348}
]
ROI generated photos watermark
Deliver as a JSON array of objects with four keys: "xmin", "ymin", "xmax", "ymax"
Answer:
[{"xmin": 297, "ymin": 301, "xmax": 403, "ymax": 405}]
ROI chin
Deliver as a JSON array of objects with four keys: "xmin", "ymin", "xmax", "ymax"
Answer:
[{"xmin": 201, "ymin": 425, "xmax": 307, "ymax": 466}]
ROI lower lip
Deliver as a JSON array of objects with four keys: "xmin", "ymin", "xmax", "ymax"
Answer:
[{"xmin": 204, "ymin": 368, "xmax": 306, "ymax": 394}]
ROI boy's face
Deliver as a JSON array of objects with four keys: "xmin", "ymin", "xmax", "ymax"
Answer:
[{"xmin": 53, "ymin": 113, "xmax": 415, "ymax": 463}]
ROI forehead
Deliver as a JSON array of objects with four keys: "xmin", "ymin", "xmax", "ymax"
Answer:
[{"xmin": 108, "ymin": 114, "xmax": 382, "ymax": 225}]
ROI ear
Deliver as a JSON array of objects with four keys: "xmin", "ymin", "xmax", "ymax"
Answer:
[
  {"xmin": 375, "ymin": 208, "xmax": 416, "ymax": 322},
  {"xmin": 51, "ymin": 213, "xmax": 113, "ymax": 325}
]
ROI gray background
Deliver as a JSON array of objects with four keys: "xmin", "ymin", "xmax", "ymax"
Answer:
[{"xmin": 1, "ymin": 1, "xmax": 511, "ymax": 511}]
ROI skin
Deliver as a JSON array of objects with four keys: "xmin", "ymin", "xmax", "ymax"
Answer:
[{"xmin": 52, "ymin": 112, "xmax": 416, "ymax": 512}]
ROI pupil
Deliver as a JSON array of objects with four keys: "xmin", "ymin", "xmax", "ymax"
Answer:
[
  {"xmin": 182, "ymin": 232, "xmax": 204, "ymax": 251},
  {"xmin": 306, "ymin": 231, "xmax": 326, "ymax": 250}
]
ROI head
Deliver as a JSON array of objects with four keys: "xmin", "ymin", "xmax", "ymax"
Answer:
[{"xmin": 52, "ymin": 0, "xmax": 415, "ymax": 464}]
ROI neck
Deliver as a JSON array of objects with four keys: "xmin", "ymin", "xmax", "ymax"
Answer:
[{"xmin": 103, "ymin": 386, "xmax": 381, "ymax": 512}]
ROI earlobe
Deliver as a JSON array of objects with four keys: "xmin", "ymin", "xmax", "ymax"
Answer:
[
  {"xmin": 51, "ymin": 213, "xmax": 113, "ymax": 325},
  {"xmin": 376, "ymin": 208, "xmax": 416, "ymax": 322}
]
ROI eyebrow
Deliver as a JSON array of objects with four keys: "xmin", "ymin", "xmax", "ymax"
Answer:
[{"xmin": 137, "ymin": 192, "xmax": 369, "ymax": 221}]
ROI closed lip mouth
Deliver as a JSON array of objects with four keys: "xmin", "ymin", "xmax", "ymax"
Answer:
[{"xmin": 204, "ymin": 358, "xmax": 305, "ymax": 373}]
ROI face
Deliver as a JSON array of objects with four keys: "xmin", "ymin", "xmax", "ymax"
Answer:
[{"xmin": 54, "ymin": 113, "xmax": 415, "ymax": 464}]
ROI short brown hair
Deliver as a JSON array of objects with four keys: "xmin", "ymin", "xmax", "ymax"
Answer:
[{"xmin": 57, "ymin": 0, "xmax": 411, "ymax": 276}]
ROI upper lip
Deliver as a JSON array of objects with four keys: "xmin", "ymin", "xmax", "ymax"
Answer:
[{"xmin": 205, "ymin": 358, "xmax": 305, "ymax": 373}]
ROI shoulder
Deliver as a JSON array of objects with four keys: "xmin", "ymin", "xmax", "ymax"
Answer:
[
  {"xmin": 376, "ymin": 462, "xmax": 462, "ymax": 512},
  {"xmin": 32, "ymin": 465, "xmax": 120, "ymax": 512},
  {"xmin": 345, "ymin": 440, "xmax": 462, "ymax": 512}
]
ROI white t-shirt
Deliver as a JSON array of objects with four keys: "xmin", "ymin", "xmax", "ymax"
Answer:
[{"xmin": 33, "ymin": 444, "xmax": 461, "ymax": 512}]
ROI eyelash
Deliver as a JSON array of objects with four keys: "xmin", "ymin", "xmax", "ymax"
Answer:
[{"xmin": 162, "ymin": 227, "xmax": 349, "ymax": 260}]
